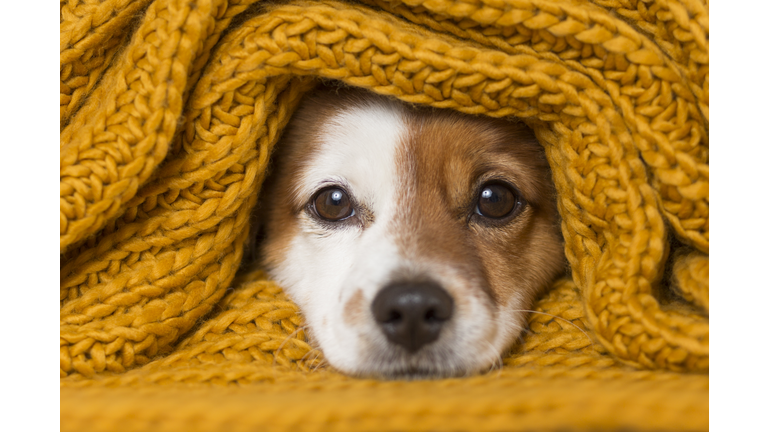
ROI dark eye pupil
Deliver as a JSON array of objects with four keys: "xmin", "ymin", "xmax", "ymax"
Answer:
[
  {"xmin": 315, "ymin": 188, "xmax": 353, "ymax": 221},
  {"xmin": 476, "ymin": 184, "xmax": 516, "ymax": 219}
]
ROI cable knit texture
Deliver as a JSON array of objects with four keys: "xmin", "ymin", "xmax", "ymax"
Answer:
[{"xmin": 60, "ymin": 0, "xmax": 709, "ymax": 430}]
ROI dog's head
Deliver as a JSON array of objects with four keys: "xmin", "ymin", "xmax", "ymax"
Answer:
[{"xmin": 257, "ymin": 85, "xmax": 564, "ymax": 378}]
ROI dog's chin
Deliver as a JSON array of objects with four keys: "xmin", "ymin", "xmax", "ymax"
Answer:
[
  {"xmin": 346, "ymin": 360, "xmax": 492, "ymax": 381},
  {"xmin": 372, "ymin": 367, "xmax": 460, "ymax": 381},
  {"xmin": 329, "ymin": 343, "xmax": 499, "ymax": 380}
]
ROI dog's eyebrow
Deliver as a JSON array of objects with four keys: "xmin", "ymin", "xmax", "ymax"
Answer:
[
  {"xmin": 471, "ymin": 158, "xmax": 553, "ymax": 208},
  {"xmin": 285, "ymin": 176, "xmax": 352, "ymax": 213}
]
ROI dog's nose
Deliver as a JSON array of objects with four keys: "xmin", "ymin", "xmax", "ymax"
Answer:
[{"xmin": 371, "ymin": 281, "xmax": 454, "ymax": 353}]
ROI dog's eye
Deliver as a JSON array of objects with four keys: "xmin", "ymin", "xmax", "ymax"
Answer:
[
  {"xmin": 314, "ymin": 187, "xmax": 354, "ymax": 221},
  {"xmin": 475, "ymin": 183, "xmax": 519, "ymax": 219}
]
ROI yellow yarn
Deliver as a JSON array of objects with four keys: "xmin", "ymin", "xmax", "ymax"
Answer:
[
  {"xmin": 672, "ymin": 249, "xmax": 709, "ymax": 313},
  {"xmin": 60, "ymin": 0, "xmax": 708, "ymax": 430}
]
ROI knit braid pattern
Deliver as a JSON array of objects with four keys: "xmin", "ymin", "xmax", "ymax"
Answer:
[{"xmin": 60, "ymin": 1, "xmax": 708, "ymax": 430}]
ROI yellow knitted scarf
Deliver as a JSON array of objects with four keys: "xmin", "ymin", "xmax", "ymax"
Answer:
[{"xmin": 60, "ymin": 0, "xmax": 709, "ymax": 430}]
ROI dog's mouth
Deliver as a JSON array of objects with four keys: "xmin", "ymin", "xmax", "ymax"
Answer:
[
  {"xmin": 380, "ymin": 366, "xmax": 452, "ymax": 380},
  {"xmin": 350, "ymin": 337, "xmax": 476, "ymax": 380},
  {"xmin": 358, "ymin": 362, "xmax": 460, "ymax": 380}
]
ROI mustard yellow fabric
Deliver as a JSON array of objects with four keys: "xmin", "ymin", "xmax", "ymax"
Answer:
[{"xmin": 60, "ymin": 0, "xmax": 709, "ymax": 430}]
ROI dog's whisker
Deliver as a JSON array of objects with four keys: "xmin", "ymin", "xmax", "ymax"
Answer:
[
  {"xmin": 299, "ymin": 347, "xmax": 321, "ymax": 363},
  {"xmin": 300, "ymin": 348, "xmax": 326, "ymax": 372},
  {"xmin": 272, "ymin": 325, "xmax": 308, "ymax": 368},
  {"xmin": 310, "ymin": 358, "xmax": 329, "ymax": 373},
  {"xmin": 480, "ymin": 339, "xmax": 504, "ymax": 379}
]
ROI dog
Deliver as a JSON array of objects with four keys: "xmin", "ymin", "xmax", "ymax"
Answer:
[{"xmin": 254, "ymin": 83, "xmax": 565, "ymax": 379}]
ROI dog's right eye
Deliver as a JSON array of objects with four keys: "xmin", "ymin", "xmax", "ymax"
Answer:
[
  {"xmin": 475, "ymin": 182, "xmax": 523, "ymax": 220},
  {"xmin": 313, "ymin": 187, "xmax": 354, "ymax": 221}
]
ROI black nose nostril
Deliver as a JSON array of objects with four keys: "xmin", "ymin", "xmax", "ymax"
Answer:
[
  {"xmin": 371, "ymin": 281, "xmax": 454, "ymax": 353},
  {"xmin": 424, "ymin": 308, "xmax": 440, "ymax": 323},
  {"xmin": 385, "ymin": 310, "xmax": 402, "ymax": 324}
]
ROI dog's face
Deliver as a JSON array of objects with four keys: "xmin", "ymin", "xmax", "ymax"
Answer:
[{"xmin": 257, "ymin": 86, "xmax": 564, "ymax": 378}]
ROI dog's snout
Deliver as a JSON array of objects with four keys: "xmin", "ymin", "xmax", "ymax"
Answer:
[{"xmin": 371, "ymin": 282, "xmax": 454, "ymax": 353}]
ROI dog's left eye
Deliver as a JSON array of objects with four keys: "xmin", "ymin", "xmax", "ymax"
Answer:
[
  {"xmin": 313, "ymin": 187, "xmax": 354, "ymax": 221},
  {"xmin": 475, "ymin": 183, "xmax": 521, "ymax": 219}
]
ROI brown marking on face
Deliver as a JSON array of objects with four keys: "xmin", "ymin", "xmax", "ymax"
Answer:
[
  {"xmin": 392, "ymin": 107, "xmax": 565, "ymax": 308},
  {"xmin": 343, "ymin": 288, "xmax": 366, "ymax": 326}
]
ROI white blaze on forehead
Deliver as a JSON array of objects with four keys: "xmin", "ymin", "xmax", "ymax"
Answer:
[
  {"xmin": 292, "ymin": 97, "xmax": 406, "ymax": 220},
  {"xmin": 272, "ymin": 96, "xmax": 411, "ymax": 370}
]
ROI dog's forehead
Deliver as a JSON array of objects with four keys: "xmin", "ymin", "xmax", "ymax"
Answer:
[
  {"xmin": 400, "ymin": 109, "xmax": 549, "ymax": 209},
  {"xmin": 289, "ymin": 89, "xmax": 547, "ymax": 214},
  {"xmin": 295, "ymin": 96, "xmax": 406, "ymax": 218}
]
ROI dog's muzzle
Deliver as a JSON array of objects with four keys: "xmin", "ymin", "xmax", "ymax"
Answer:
[{"xmin": 371, "ymin": 281, "xmax": 454, "ymax": 353}]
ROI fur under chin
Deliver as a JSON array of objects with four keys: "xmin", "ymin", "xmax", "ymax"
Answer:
[{"xmin": 256, "ymin": 84, "xmax": 565, "ymax": 378}]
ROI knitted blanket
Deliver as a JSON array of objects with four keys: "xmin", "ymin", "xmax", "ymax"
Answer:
[{"xmin": 60, "ymin": 0, "xmax": 709, "ymax": 430}]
